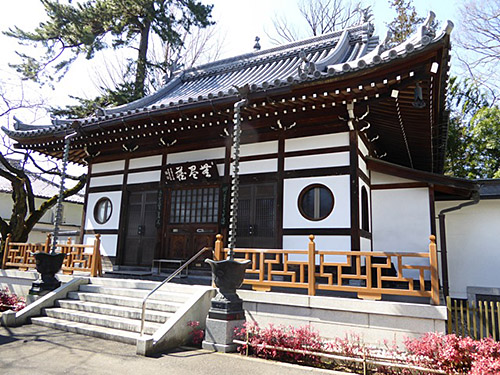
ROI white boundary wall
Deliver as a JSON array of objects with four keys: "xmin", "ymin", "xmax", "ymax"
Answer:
[{"xmin": 436, "ymin": 200, "xmax": 500, "ymax": 299}]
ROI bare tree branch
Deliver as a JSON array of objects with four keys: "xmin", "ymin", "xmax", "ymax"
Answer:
[
  {"xmin": 456, "ymin": 0, "xmax": 500, "ymax": 94},
  {"xmin": 266, "ymin": 0, "xmax": 365, "ymax": 45}
]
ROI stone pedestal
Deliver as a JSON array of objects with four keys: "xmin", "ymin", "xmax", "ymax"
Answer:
[
  {"xmin": 202, "ymin": 317, "xmax": 245, "ymax": 353},
  {"xmin": 202, "ymin": 258, "xmax": 250, "ymax": 353},
  {"xmin": 202, "ymin": 294, "xmax": 246, "ymax": 352}
]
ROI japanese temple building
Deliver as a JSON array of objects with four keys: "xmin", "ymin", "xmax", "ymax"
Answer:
[{"xmin": 5, "ymin": 13, "xmax": 499, "ymax": 299}]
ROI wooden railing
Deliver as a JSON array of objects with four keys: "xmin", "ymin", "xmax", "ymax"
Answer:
[
  {"xmin": 1, "ymin": 233, "xmax": 103, "ymax": 277},
  {"xmin": 447, "ymin": 296, "xmax": 500, "ymax": 341},
  {"xmin": 215, "ymin": 234, "xmax": 439, "ymax": 305}
]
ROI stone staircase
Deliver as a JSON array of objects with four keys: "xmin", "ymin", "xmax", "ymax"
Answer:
[{"xmin": 30, "ymin": 278, "xmax": 204, "ymax": 345}]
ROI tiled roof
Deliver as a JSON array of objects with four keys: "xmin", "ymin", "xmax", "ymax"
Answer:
[
  {"xmin": 2, "ymin": 12, "xmax": 453, "ymax": 140},
  {"xmin": 477, "ymin": 179, "xmax": 500, "ymax": 198}
]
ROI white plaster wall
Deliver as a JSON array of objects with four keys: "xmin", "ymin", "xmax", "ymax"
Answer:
[
  {"xmin": 84, "ymin": 234, "xmax": 118, "ymax": 257},
  {"xmin": 0, "ymin": 194, "xmax": 12, "ymax": 221},
  {"xmin": 127, "ymin": 170, "xmax": 161, "ymax": 184},
  {"xmin": 361, "ymin": 237, "xmax": 371, "ymax": 251},
  {"xmin": 89, "ymin": 174, "xmax": 124, "ymax": 188},
  {"xmin": 372, "ymin": 187, "xmax": 431, "ymax": 279},
  {"xmin": 284, "ymin": 152, "xmax": 349, "ymax": 171},
  {"xmin": 62, "ymin": 202, "xmax": 83, "ymax": 225},
  {"xmin": 371, "ymin": 171, "xmax": 415, "ymax": 185},
  {"xmin": 358, "ymin": 136, "xmax": 369, "ymax": 157},
  {"xmin": 231, "ymin": 159, "xmax": 277, "ymax": 175},
  {"xmin": 167, "ymin": 147, "xmax": 225, "ymax": 164},
  {"xmin": 129, "ymin": 155, "xmax": 162, "ymax": 169},
  {"xmin": 216, "ymin": 164, "xmax": 225, "ymax": 177},
  {"xmin": 436, "ymin": 200, "xmax": 500, "ymax": 299},
  {"xmin": 283, "ymin": 175, "xmax": 350, "ymax": 229},
  {"xmin": 238, "ymin": 141, "xmax": 278, "ymax": 156},
  {"xmin": 372, "ymin": 187, "xmax": 430, "ymax": 251},
  {"xmin": 283, "ymin": 235, "xmax": 351, "ymax": 263},
  {"xmin": 92, "ymin": 160, "xmax": 125, "ymax": 174},
  {"xmin": 285, "ymin": 132, "xmax": 349, "ymax": 152},
  {"xmin": 85, "ymin": 191, "xmax": 122, "ymax": 230},
  {"xmin": 358, "ymin": 156, "xmax": 368, "ymax": 176},
  {"xmin": 33, "ymin": 197, "xmax": 82, "ymax": 226}
]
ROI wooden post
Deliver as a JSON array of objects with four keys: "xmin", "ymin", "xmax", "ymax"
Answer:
[
  {"xmin": 1, "ymin": 233, "xmax": 11, "ymax": 269},
  {"xmin": 44, "ymin": 233, "xmax": 52, "ymax": 253},
  {"xmin": 214, "ymin": 234, "xmax": 223, "ymax": 261},
  {"xmin": 429, "ymin": 235, "xmax": 440, "ymax": 305},
  {"xmin": 90, "ymin": 234, "xmax": 102, "ymax": 277},
  {"xmin": 446, "ymin": 296, "xmax": 452, "ymax": 334},
  {"xmin": 212, "ymin": 234, "xmax": 224, "ymax": 288},
  {"xmin": 308, "ymin": 234, "xmax": 316, "ymax": 296},
  {"xmin": 64, "ymin": 237, "xmax": 73, "ymax": 272}
]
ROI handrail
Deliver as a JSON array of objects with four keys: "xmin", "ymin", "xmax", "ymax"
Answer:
[{"xmin": 140, "ymin": 246, "xmax": 213, "ymax": 336}]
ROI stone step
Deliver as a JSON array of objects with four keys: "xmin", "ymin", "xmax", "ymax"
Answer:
[
  {"xmin": 31, "ymin": 316, "xmax": 148, "ymax": 345},
  {"xmin": 55, "ymin": 299, "xmax": 172, "ymax": 323},
  {"xmin": 89, "ymin": 277, "xmax": 209, "ymax": 294},
  {"xmin": 78, "ymin": 284, "xmax": 192, "ymax": 303},
  {"xmin": 66, "ymin": 291, "xmax": 182, "ymax": 313},
  {"xmin": 42, "ymin": 308, "xmax": 161, "ymax": 335},
  {"xmin": 89, "ymin": 277, "xmax": 159, "ymax": 290}
]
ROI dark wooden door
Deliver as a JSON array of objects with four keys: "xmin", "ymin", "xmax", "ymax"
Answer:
[
  {"xmin": 123, "ymin": 190, "xmax": 158, "ymax": 266},
  {"xmin": 236, "ymin": 183, "xmax": 277, "ymax": 249},
  {"xmin": 164, "ymin": 186, "xmax": 219, "ymax": 260}
]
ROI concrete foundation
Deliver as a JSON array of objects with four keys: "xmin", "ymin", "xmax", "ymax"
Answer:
[{"xmin": 239, "ymin": 290, "xmax": 447, "ymax": 346}]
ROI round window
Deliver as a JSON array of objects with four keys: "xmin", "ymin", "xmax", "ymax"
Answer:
[
  {"xmin": 298, "ymin": 184, "xmax": 334, "ymax": 221},
  {"xmin": 94, "ymin": 197, "xmax": 113, "ymax": 224}
]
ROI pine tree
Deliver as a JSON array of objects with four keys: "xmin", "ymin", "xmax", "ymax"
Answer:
[
  {"xmin": 5, "ymin": 0, "xmax": 213, "ymax": 105},
  {"xmin": 386, "ymin": 0, "xmax": 424, "ymax": 45}
]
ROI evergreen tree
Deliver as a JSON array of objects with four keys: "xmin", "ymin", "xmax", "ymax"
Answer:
[
  {"xmin": 386, "ymin": 0, "xmax": 424, "ymax": 45},
  {"xmin": 444, "ymin": 77, "xmax": 500, "ymax": 179},
  {"xmin": 5, "ymin": 0, "xmax": 213, "ymax": 111}
]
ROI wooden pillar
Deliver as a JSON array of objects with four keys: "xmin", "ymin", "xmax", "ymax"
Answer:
[
  {"xmin": 44, "ymin": 233, "xmax": 52, "ymax": 253},
  {"xmin": 308, "ymin": 234, "xmax": 316, "ymax": 296},
  {"xmin": 63, "ymin": 237, "xmax": 73, "ymax": 274},
  {"xmin": 91, "ymin": 234, "xmax": 102, "ymax": 277},
  {"xmin": 214, "ymin": 234, "xmax": 224, "ymax": 261},
  {"xmin": 1, "ymin": 233, "xmax": 11, "ymax": 269},
  {"xmin": 429, "ymin": 235, "xmax": 440, "ymax": 305},
  {"xmin": 349, "ymin": 130, "xmax": 360, "ymax": 252}
]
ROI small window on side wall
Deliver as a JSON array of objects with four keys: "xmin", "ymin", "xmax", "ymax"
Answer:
[
  {"xmin": 298, "ymin": 184, "xmax": 334, "ymax": 221},
  {"xmin": 94, "ymin": 197, "xmax": 112, "ymax": 224}
]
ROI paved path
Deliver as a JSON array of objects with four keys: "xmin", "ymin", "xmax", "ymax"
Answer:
[{"xmin": 0, "ymin": 324, "xmax": 349, "ymax": 375}]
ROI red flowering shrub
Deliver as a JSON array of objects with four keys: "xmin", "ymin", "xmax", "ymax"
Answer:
[
  {"xmin": 404, "ymin": 333, "xmax": 500, "ymax": 374},
  {"xmin": 0, "ymin": 287, "xmax": 26, "ymax": 312},
  {"xmin": 234, "ymin": 322, "xmax": 500, "ymax": 374},
  {"xmin": 187, "ymin": 320, "xmax": 204, "ymax": 346},
  {"xmin": 234, "ymin": 322, "xmax": 325, "ymax": 366},
  {"xmin": 470, "ymin": 356, "xmax": 500, "ymax": 375},
  {"xmin": 326, "ymin": 332, "xmax": 367, "ymax": 357}
]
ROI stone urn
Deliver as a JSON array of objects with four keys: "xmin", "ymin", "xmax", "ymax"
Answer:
[
  {"xmin": 29, "ymin": 252, "xmax": 66, "ymax": 295},
  {"xmin": 205, "ymin": 258, "xmax": 251, "ymax": 302}
]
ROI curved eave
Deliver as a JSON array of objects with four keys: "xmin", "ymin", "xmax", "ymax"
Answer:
[{"xmin": 5, "ymin": 23, "xmax": 451, "ymax": 143}]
